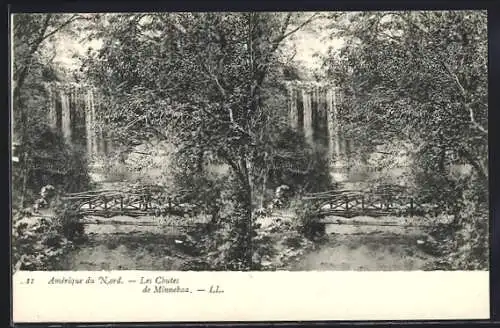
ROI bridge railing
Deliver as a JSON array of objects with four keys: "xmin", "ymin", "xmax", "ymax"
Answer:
[
  {"xmin": 61, "ymin": 187, "xmax": 201, "ymax": 218},
  {"xmin": 303, "ymin": 187, "xmax": 438, "ymax": 218}
]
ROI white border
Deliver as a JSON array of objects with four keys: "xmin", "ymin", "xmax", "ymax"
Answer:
[{"xmin": 13, "ymin": 270, "xmax": 489, "ymax": 323}]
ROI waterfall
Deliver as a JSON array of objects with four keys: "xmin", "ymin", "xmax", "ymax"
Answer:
[
  {"xmin": 326, "ymin": 88, "xmax": 335, "ymax": 163},
  {"xmin": 90, "ymin": 88, "xmax": 98, "ymax": 156},
  {"xmin": 326, "ymin": 87, "xmax": 341, "ymax": 163},
  {"xmin": 302, "ymin": 89, "xmax": 313, "ymax": 144},
  {"xmin": 43, "ymin": 82, "xmax": 106, "ymax": 161},
  {"xmin": 332, "ymin": 87, "xmax": 341, "ymax": 162},
  {"xmin": 99, "ymin": 128, "xmax": 106, "ymax": 156},
  {"xmin": 60, "ymin": 88, "xmax": 71, "ymax": 143},
  {"xmin": 314, "ymin": 86, "xmax": 319, "ymax": 117},
  {"xmin": 288, "ymin": 81, "xmax": 343, "ymax": 164},
  {"xmin": 288, "ymin": 84, "xmax": 298, "ymax": 129},
  {"xmin": 47, "ymin": 84, "xmax": 57, "ymax": 130},
  {"xmin": 85, "ymin": 89, "xmax": 93, "ymax": 157}
]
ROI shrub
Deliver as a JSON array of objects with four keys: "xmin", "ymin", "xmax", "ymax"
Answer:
[
  {"xmin": 12, "ymin": 124, "xmax": 91, "ymax": 209},
  {"xmin": 444, "ymin": 184, "xmax": 488, "ymax": 270},
  {"xmin": 172, "ymin": 167, "xmax": 255, "ymax": 270},
  {"xmin": 266, "ymin": 127, "xmax": 333, "ymax": 194},
  {"xmin": 12, "ymin": 209, "xmax": 73, "ymax": 271},
  {"xmin": 12, "ymin": 184, "xmax": 87, "ymax": 272},
  {"xmin": 52, "ymin": 199, "xmax": 86, "ymax": 244},
  {"xmin": 294, "ymin": 200, "xmax": 325, "ymax": 240},
  {"xmin": 202, "ymin": 184, "xmax": 259, "ymax": 270},
  {"xmin": 423, "ymin": 176, "xmax": 488, "ymax": 270}
]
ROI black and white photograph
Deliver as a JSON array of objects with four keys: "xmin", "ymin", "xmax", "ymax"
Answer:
[{"xmin": 11, "ymin": 10, "xmax": 488, "ymax": 273}]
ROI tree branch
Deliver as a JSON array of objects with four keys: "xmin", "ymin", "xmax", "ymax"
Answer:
[
  {"xmin": 32, "ymin": 14, "xmax": 82, "ymax": 47},
  {"xmin": 219, "ymin": 148, "xmax": 247, "ymax": 185},
  {"xmin": 272, "ymin": 12, "xmax": 319, "ymax": 49},
  {"xmin": 279, "ymin": 13, "xmax": 293, "ymax": 40},
  {"xmin": 201, "ymin": 61, "xmax": 226, "ymax": 98},
  {"xmin": 401, "ymin": 15, "xmax": 488, "ymax": 136},
  {"xmin": 440, "ymin": 61, "xmax": 488, "ymax": 135}
]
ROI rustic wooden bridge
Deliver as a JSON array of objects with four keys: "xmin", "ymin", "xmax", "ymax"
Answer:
[
  {"xmin": 304, "ymin": 185, "xmax": 434, "ymax": 218},
  {"xmin": 61, "ymin": 185, "xmax": 198, "ymax": 218},
  {"xmin": 60, "ymin": 184, "xmax": 435, "ymax": 220}
]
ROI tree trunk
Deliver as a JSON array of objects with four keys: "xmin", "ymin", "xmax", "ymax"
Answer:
[
  {"xmin": 237, "ymin": 154, "xmax": 254, "ymax": 270},
  {"xmin": 260, "ymin": 169, "xmax": 268, "ymax": 209}
]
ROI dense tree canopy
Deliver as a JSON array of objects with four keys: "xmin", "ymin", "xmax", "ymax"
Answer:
[
  {"xmin": 12, "ymin": 14, "xmax": 94, "ymax": 207},
  {"xmin": 81, "ymin": 12, "xmax": 324, "ymax": 268},
  {"xmin": 323, "ymin": 11, "xmax": 487, "ymax": 200},
  {"xmin": 12, "ymin": 11, "xmax": 488, "ymax": 270}
]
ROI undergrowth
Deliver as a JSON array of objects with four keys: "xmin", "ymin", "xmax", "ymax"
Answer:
[{"xmin": 12, "ymin": 186, "xmax": 87, "ymax": 272}]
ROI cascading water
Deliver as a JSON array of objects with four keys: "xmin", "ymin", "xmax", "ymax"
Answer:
[
  {"xmin": 331, "ymin": 86, "xmax": 341, "ymax": 161},
  {"xmin": 85, "ymin": 88, "xmax": 94, "ymax": 156},
  {"xmin": 326, "ymin": 88, "xmax": 335, "ymax": 159},
  {"xmin": 287, "ymin": 81, "xmax": 345, "ymax": 166},
  {"xmin": 302, "ymin": 89, "xmax": 313, "ymax": 143},
  {"xmin": 288, "ymin": 84, "xmax": 298, "ymax": 129},
  {"xmin": 89, "ymin": 87, "xmax": 99, "ymax": 156},
  {"xmin": 45, "ymin": 82, "xmax": 107, "ymax": 160},
  {"xmin": 60, "ymin": 88, "xmax": 72, "ymax": 143},
  {"xmin": 47, "ymin": 85, "xmax": 57, "ymax": 130}
]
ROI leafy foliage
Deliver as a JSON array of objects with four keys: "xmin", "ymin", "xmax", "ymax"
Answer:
[
  {"xmin": 81, "ymin": 12, "xmax": 322, "ymax": 269},
  {"xmin": 13, "ymin": 124, "xmax": 91, "ymax": 208},
  {"xmin": 52, "ymin": 199, "xmax": 87, "ymax": 243},
  {"xmin": 12, "ymin": 211, "xmax": 73, "ymax": 271},
  {"xmin": 12, "ymin": 13, "xmax": 93, "ymax": 208},
  {"xmin": 294, "ymin": 200, "xmax": 326, "ymax": 240},
  {"xmin": 323, "ymin": 11, "xmax": 488, "ymax": 269},
  {"xmin": 12, "ymin": 183, "xmax": 87, "ymax": 272},
  {"xmin": 264, "ymin": 126, "xmax": 333, "ymax": 194},
  {"xmin": 324, "ymin": 11, "xmax": 487, "ymax": 190},
  {"xmin": 423, "ymin": 175, "xmax": 488, "ymax": 270}
]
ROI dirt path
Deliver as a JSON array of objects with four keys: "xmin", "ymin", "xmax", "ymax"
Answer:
[
  {"xmin": 62, "ymin": 231, "xmax": 197, "ymax": 270},
  {"xmin": 61, "ymin": 215, "xmax": 203, "ymax": 270},
  {"xmin": 63, "ymin": 224, "xmax": 436, "ymax": 271},
  {"xmin": 292, "ymin": 225, "xmax": 435, "ymax": 271},
  {"xmin": 62, "ymin": 212, "xmax": 437, "ymax": 271},
  {"xmin": 74, "ymin": 160, "xmax": 438, "ymax": 271}
]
